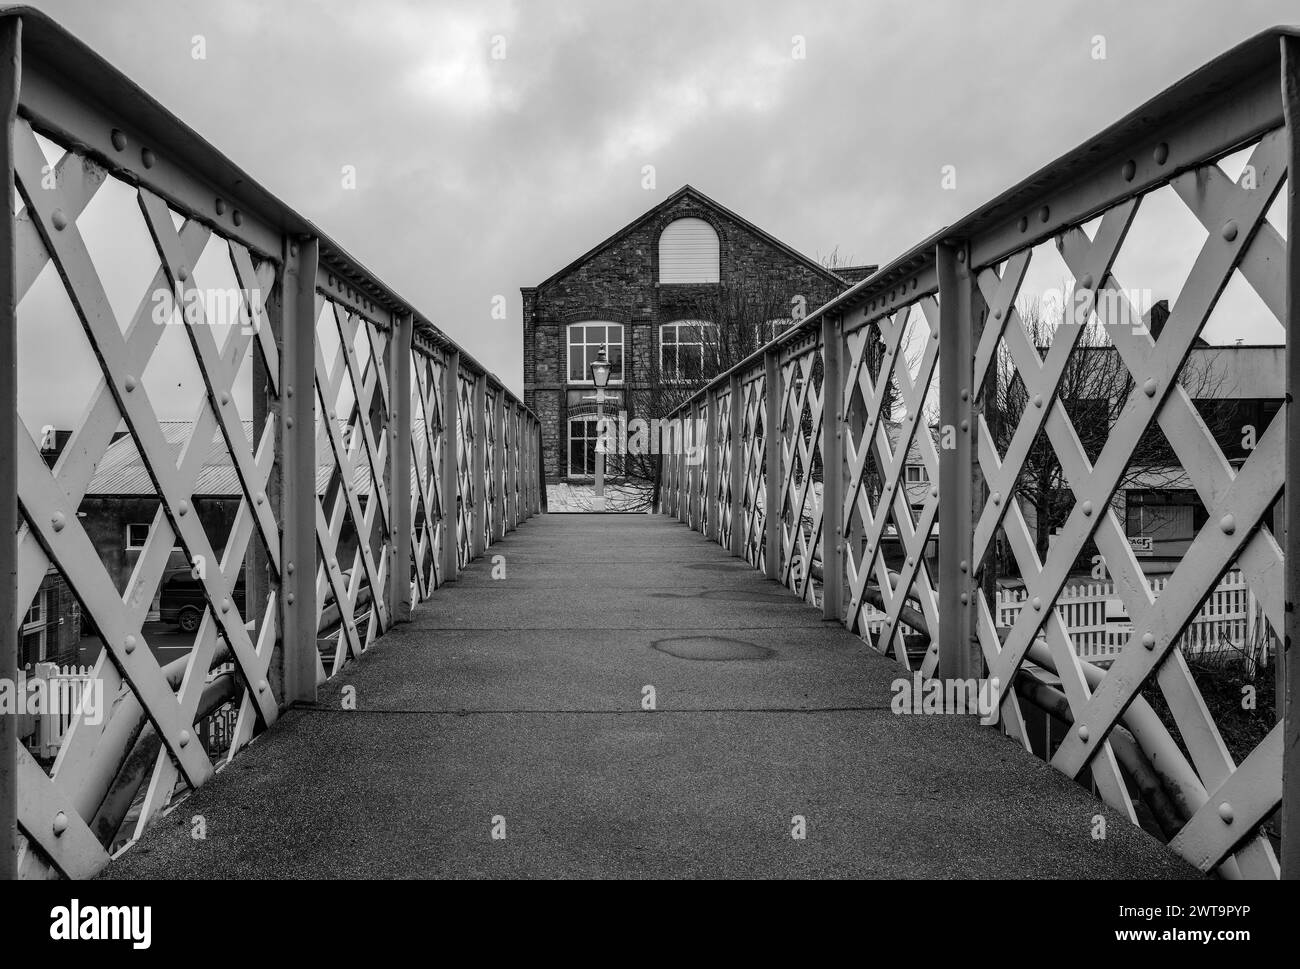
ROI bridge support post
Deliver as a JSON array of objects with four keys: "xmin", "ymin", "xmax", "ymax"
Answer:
[
  {"xmin": 0, "ymin": 14, "xmax": 19, "ymax": 882},
  {"xmin": 821, "ymin": 313, "xmax": 845, "ymax": 623},
  {"xmin": 705, "ymin": 387, "xmax": 719, "ymax": 542},
  {"xmin": 535, "ymin": 417, "xmax": 548, "ymax": 513},
  {"xmin": 492, "ymin": 385, "xmax": 505, "ymax": 542},
  {"xmin": 471, "ymin": 372, "xmax": 487, "ymax": 557},
  {"xmin": 936, "ymin": 241, "xmax": 980, "ymax": 684},
  {"xmin": 729, "ymin": 372, "xmax": 744, "ymax": 557},
  {"xmin": 1281, "ymin": 32, "xmax": 1300, "ymax": 881},
  {"xmin": 764, "ymin": 348, "xmax": 781, "ymax": 582},
  {"xmin": 276, "ymin": 235, "xmax": 319, "ymax": 705},
  {"xmin": 440, "ymin": 350, "xmax": 460, "ymax": 583},
  {"xmin": 388, "ymin": 312, "xmax": 413, "ymax": 625}
]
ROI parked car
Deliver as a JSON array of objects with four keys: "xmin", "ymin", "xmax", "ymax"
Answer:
[{"xmin": 160, "ymin": 571, "xmax": 247, "ymax": 633}]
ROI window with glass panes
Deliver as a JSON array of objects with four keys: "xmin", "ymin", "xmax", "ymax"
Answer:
[
  {"xmin": 567, "ymin": 417, "xmax": 622, "ymax": 478},
  {"xmin": 567, "ymin": 323, "xmax": 623, "ymax": 383},
  {"xmin": 660, "ymin": 321, "xmax": 717, "ymax": 381}
]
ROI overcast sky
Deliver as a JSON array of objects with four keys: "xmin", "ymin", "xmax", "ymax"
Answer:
[{"xmin": 16, "ymin": 0, "xmax": 1297, "ymax": 430}]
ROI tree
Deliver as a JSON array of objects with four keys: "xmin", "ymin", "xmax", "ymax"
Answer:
[{"xmin": 987, "ymin": 294, "xmax": 1230, "ymax": 565}]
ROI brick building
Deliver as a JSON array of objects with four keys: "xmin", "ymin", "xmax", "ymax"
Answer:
[{"xmin": 522, "ymin": 185, "xmax": 871, "ymax": 484}]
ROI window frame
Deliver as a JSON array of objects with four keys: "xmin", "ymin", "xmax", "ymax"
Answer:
[
  {"xmin": 566, "ymin": 322, "xmax": 625, "ymax": 386},
  {"xmin": 125, "ymin": 522, "xmax": 150, "ymax": 551},
  {"xmin": 659, "ymin": 320, "xmax": 719, "ymax": 383}
]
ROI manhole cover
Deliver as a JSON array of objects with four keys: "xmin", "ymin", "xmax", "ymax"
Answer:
[{"xmin": 652, "ymin": 636, "xmax": 774, "ymax": 661}]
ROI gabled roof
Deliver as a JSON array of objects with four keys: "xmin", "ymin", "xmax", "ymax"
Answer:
[
  {"xmin": 530, "ymin": 185, "xmax": 862, "ymax": 291},
  {"xmin": 85, "ymin": 421, "xmax": 405, "ymax": 497}
]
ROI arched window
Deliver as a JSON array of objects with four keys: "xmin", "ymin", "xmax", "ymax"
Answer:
[
  {"xmin": 567, "ymin": 322, "xmax": 623, "ymax": 383},
  {"xmin": 660, "ymin": 321, "xmax": 719, "ymax": 381},
  {"xmin": 658, "ymin": 218, "xmax": 720, "ymax": 283}
]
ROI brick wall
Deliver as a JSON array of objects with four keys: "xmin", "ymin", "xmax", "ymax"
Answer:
[{"xmin": 523, "ymin": 190, "xmax": 853, "ymax": 483}]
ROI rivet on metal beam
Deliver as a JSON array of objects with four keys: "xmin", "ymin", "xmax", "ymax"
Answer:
[
  {"xmin": 51, "ymin": 512, "xmax": 65, "ymax": 532},
  {"xmin": 124, "ymin": 375, "xmax": 137, "ymax": 392},
  {"xmin": 1121, "ymin": 160, "xmax": 1136, "ymax": 181},
  {"xmin": 258, "ymin": 679, "xmax": 268, "ymax": 694},
  {"xmin": 215, "ymin": 198, "xmax": 226, "ymax": 215},
  {"xmin": 1143, "ymin": 378, "xmax": 1158, "ymax": 397},
  {"xmin": 1081, "ymin": 500, "xmax": 1093, "ymax": 517},
  {"xmin": 959, "ymin": 593, "xmax": 968, "ymax": 605},
  {"xmin": 233, "ymin": 210, "xmax": 243, "ymax": 226},
  {"xmin": 1033, "ymin": 395, "xmax": 1043, "ymax": 408},
  {"xmin": 179, "ymin": 729, "xmax": 191, "ymax": 748},
  {"xmin": 51, "ymin": 209, "xmax": 67, "ymax": 231},
  {"xmin": 1032, "ymin": 597, "xmax": 1042, "ymax": 611},
  {"xmin": 959, "ymin": 419, "xmax": 968, "ymax": 432},
  {"xmin": 1142, "ymin": 632, "xmax": 1155, "ymax": 650},
  {"xmin": 1220, "ymin": 514, "xmax": 1236, "ymax": 535},
  {"xmin": 1222, "ymin": 220, "xmax": 1238, "ymax": 242},
  {"xmin": 177, "ymin": 501, "xmax": 189, "ymax": 517},
  {"xmin": 110, "ymin": 129, "xmax": 127, "ymax": 152},
  {"xmin": 1218, "ymin": 802, "xmax": 1234, "ymax": 824},
  {"xmin": 1077, "ymin": 725, "xmax": 1090, "ymax": 742},
  {"xmin": 1018, "ymin": 216, "xmax": 1028, "ymax": 232},
  {"xmin": 991, "ymin": 492, "xmax": 1001, "ymax": 505},
  {"xmin": 959, "ymin": 560, "xmax": 968, "ymax": 573},
  {"xmin": 1153, "ymin": 142, "xmax": 1169, "ymax": 165},
  {"xmin": 53, "ymin": 812, "xmax": 68, "ymax": 837},
  {"xmin": 1039, "ymin": 205, "xmax": 1050, "ymax": 223},
  {"xmin": 141, "ymin": 148, "xmax": 156, "ymax": 169},
  {"xmin": 286, "ymin": 416, "xmax": 295, "ymax": 428},
  {"xmin": 221, "ymin": 598, "xmax": 231, "ymax": 613},
  {"xmin": 124, "ymin": 635, "xmax": 136, "ymax": 655}
]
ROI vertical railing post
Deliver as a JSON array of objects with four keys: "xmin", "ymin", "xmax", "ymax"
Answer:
[
  {"xmin": 820, "ymin": 312, "xmax": 845, "ymax": 622},
  {"xmin": 936, "ymin": 241, "xmax": 979, "ymax": 683},
  {"xmin": 439, "ymin": 349, "xmax": 460, "ymax": 583},
  {"xmin": 0, "ymin": 14, "xmax": 20, "ymax": 882},
  {"xmin": 691, "ymin": 399, "xmax": 703, "ymax": 532},
  {"xmin": 535, "ymin": 418, "xmax": 547, "ymax": 513},
  {"xmin": 763, "ymin": 349, "xmax": 781, "ymax": 582},
  {"xmin": 1280, "ymin": 31, "xmax": 1300, "ymax": 881},
  {"xmin": 492, "ymin": 387, "xmax": 505, "ymax": 540},
  {"xmin": 276, "ymin": 235, "xmax": 319, "ymax": 705},
  {"xmin": 471, "ymin": 372, "xmax": 487, "ymax": 557},
  {"xmin": 705, "ymin": 387, "xmax": 719, "ymax": 542},
  {"xmin": 388, "ymin": 312, "xmax": 413, "ymax": 625},
  {"xmin": 729, "ymin": 372, "xmax": 744, "ymax": 557}
]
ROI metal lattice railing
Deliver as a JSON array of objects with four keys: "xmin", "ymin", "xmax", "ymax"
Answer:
[
  {"xmin": 0, "ymin": 10, "xmax": 543, "ymax": 879},
  {"xmin": 661, "ymin": 27, "xmax": 1300, "ymax": 879}
]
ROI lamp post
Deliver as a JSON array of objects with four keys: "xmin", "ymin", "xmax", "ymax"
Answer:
[{"xmin": 586, "ymin": 344, "xmax": 612, "ymax": 511}]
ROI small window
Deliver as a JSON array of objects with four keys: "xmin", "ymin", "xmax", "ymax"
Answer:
[
  {"xmin": 659, "ymin": 218, "xmax": 720, "ymax": 283},
  {"xmin": 126, "ymin": 523, "xmax": 150, "ymax": 551},
  {"xmin": 567, "ymin": 323, "xmax": 624, "ymax": 384},
  {"xmin": 905, "ymin": 465, "xmax": 928, "ymax": 483},
  {"xmin": 660, "ymin": 321, "xmax": 719, "ymax": 382},
  {"xmin": 568, "ymin": 417, "xmax": 621, "ymax": 478}
]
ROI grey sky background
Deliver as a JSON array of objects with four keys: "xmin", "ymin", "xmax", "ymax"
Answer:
[{"xmin": 16, "ymin": 0, "xmax": 1297, "ymax": 431}]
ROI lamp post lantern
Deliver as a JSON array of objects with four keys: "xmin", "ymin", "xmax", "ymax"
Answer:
[{"xmin": 586, "ymin": 344, "xmax": 612, "ymax": 511}]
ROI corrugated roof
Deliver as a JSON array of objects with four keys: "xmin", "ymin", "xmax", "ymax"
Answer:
[{"xmin": 85, "ymin": 420, "xmax": 400, "ymax": 498}]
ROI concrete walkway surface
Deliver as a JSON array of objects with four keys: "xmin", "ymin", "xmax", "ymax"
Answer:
[{"xmin": 103, "ymin": 514, "xmax": 1194, "ymax": 879}]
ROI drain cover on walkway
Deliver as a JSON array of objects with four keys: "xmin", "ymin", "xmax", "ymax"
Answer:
[{"xmin": 652, "ymin": 636, "xmax": 774, "ymax": 661}]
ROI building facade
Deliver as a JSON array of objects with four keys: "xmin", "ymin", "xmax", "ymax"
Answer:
[{"xmin": 522, "ymin": 185, "xmax": 871, "ymax": 484}]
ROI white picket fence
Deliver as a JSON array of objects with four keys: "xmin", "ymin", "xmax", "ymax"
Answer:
[
  {"xmin": 21, "ymin": 663, "xmax": 96, "ymax": 759},
  {"xmin": 23, "ymin": 660, "xmax": 239, "ymax": 760},
  {"xmin": 860, "ymin": 569, "xmax": 1272, "ymax": 665}
]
